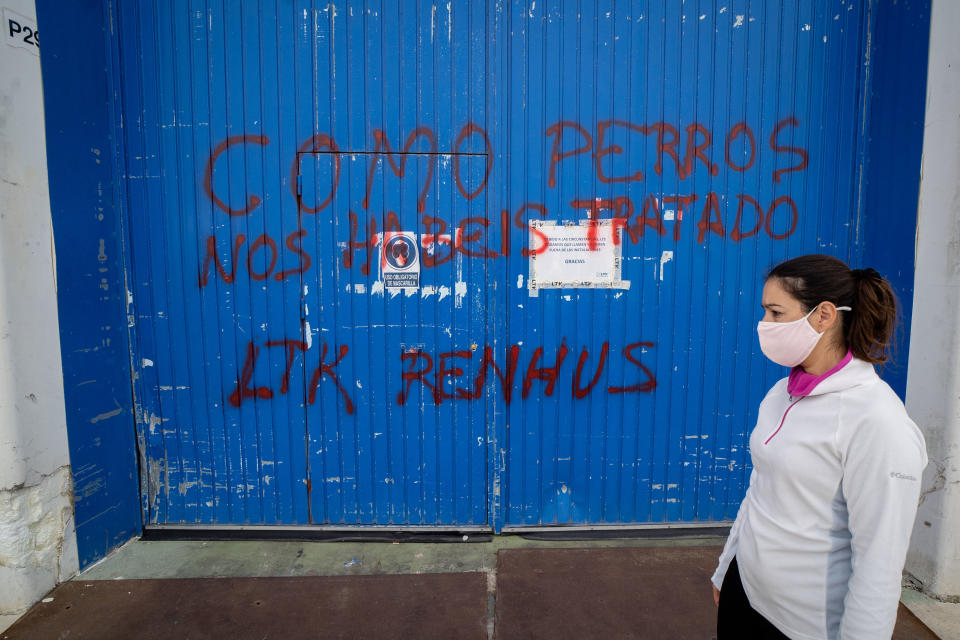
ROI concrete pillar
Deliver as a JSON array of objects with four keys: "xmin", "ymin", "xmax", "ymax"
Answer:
[
  {"xmin": 905, "ymin": 0, "xmax": 960, "ymax": 600},
  {"xmin": 0, "ymin": 0, "xmax": 78, "ymax": 629}
]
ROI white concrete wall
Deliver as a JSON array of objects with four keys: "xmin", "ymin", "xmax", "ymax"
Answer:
[
  {"xmin": 905, "ymin": 0, "xmax": 960, "ymax": 601},
  {"xmin": 0, "ymin": 0, "xmax": 78, "ymax": 630}
]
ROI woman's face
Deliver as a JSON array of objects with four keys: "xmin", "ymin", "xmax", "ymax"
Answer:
[{"xmin": 760, "ymin": 277, "xmax": 807, "ymax": 323}]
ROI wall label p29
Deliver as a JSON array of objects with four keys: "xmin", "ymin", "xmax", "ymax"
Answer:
[{"xmin": 3, "ymin": 8, "xmax": 38, "ymax": 55}]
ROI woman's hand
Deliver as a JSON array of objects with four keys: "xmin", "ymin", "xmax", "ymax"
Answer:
[{"xmin": 713, "ymin": 584, "xmax": 720, "ymax": 607}]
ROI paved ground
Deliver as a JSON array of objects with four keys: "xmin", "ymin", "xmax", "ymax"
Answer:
[{"xmin": 2, "ymin": 534, "xmax": 957, "ymax": 638}]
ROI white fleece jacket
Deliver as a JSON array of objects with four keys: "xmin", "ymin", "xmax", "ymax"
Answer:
[{"xmin": 711, "ymin": 357, "xmax": 927, "ymax": 640}]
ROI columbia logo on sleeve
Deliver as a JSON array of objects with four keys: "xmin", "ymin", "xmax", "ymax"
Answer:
[{"xmin": 889, "ymin": 472, "xmax": 918, "ymax": 481}]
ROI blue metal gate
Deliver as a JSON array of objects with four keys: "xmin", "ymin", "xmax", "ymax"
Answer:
[
  {"xmin": 117, "ymin": 0, "xmax": 872, "ymax": 529},
  {"xmin": 496, "ymin": 1, "xmax": 867, "ymax": 527}
]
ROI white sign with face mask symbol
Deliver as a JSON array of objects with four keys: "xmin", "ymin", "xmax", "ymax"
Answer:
[{"xmin": 381, "ymin": 231, "xmax": 420, "ymax": 289}]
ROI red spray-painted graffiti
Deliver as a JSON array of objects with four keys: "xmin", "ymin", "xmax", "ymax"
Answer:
[
  {"xmin": 203, "ymin": 119, "xmax": 804, "ymax": 411},
  {"xmin": 197, "ymin": 192, "xmax": 798, "ymax": 286},
  {"xmin": 546, "ymin": 118, "xmax": 807, "ymax": 186},
  {"xmin": 205, "ymin": 119, "xmax": 804, "ymax": 219},
  {"xmin": 228, "ymin": 338, "xmax": 355, "ymax": 414},
  {"xmin": 198, "ymin": 118, "xmax": 809, "ymax": 287},
  {"xmin": 228, "ymin": 337, "xmax": 657, "ymax": 412}
]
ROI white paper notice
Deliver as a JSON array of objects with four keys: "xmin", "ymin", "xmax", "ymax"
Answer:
[{"xmin": 527, "ymin": 220, "xmax": 629, "ymax": 297}]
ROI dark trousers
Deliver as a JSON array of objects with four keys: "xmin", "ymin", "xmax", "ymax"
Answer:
[{"xmin": 717, "ymin": 557, "xmax": 790, "ymax": 639}]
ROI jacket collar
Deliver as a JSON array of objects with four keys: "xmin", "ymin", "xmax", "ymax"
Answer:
[{"xmin": 789, "ymin": 356, "xmax": 878, "ymax": 398}]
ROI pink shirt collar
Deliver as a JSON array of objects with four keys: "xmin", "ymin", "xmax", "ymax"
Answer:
[{"xmin": 787, "ymin": 350, "xmax": 854, "ymax": 397}]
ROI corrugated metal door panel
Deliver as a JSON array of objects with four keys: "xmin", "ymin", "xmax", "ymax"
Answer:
[
  {"xmin": 120, "ymin": 0, "xmax": 491, "ymax": 526},
  {"xmin": 293, "ymin": 0, "xmax": 490, "ymax": 525},
  {"xmin": 120, "ymin": 0, "xmax": 313, "ymax": 525},
  {"xmin": 500, "ymin": 0, "xmax": 867, "ymax": 527},
  {"xmin": 300, "ymin": 154, "xmax": 490, "ymax": 526},
  {"xmin": 120, "ymin": 0, "xmax": 302, "ymax": 525}
]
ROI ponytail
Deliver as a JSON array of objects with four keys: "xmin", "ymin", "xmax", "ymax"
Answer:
[
  {"xmin": 846, "ymin": 268, "xmax": 898, "ymax": 364},
  {"xmin": 767, "ymin": 255, "xmax": 899, "ymax": 365}
]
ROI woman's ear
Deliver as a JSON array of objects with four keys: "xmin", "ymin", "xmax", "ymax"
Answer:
[{"xmin": 815, "ymin": 301, "xmax": 841, "ymax": 332}]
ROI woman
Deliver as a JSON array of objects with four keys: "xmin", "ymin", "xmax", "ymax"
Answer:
[{"xmin": 711, "ymin": 255, "xmax": 928, "ymax": 639}]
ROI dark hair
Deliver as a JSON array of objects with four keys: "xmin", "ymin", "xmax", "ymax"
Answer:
[{"xmin": 767, "ymin": 254, "xmax": 898, "ymax": 364}]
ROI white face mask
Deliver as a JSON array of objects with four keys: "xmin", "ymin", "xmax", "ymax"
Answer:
[{"xmin": 757, "ymin": 304, "xmax": 852, "ymax": 367}]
